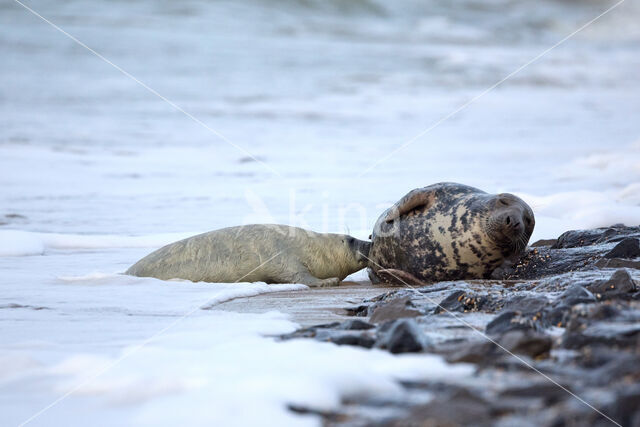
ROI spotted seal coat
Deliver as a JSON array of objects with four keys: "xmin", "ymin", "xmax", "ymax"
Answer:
[
  {"xmin": 368, "ymin": 183, "xmax": 535, "ymax": 284},
  {"xmin": 126, "ymin": 224, "xmax": 371, "ymax": 287}
]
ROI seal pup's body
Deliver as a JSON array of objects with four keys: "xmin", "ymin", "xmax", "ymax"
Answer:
[
  {"xmin": 126, "ymin": 224, "xmax": 371, "ymax": 287},
  {"xmin": 368, "ymin": 183, "xmax": 535, "ymax": 284}
]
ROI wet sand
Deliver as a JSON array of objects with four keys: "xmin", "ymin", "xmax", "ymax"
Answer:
[{"xmin": 215, "ymin": 281, "xmax": 397, "ymax": 326}]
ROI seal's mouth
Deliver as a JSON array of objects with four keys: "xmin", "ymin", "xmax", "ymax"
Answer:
[
  {"xmin": 486, "ymin": 213, "xmax": 534, "ymax": 255},
  {"xmin": 487, "ymin": 227, "xmax": 531, "ymax": 255}
]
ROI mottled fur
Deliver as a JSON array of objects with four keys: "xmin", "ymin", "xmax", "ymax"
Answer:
[
  {"xmin": 127, "ymin": 225, "xmax": 371, "ymax": 287},
  {"xmin": 368, "ymin": 183, "xmax": 534, "ymax": 283}
]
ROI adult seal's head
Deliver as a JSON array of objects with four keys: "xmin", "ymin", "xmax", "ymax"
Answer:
[{"xmin": 368, "ymin": 183, "xmax": 535, "ymax": 283}]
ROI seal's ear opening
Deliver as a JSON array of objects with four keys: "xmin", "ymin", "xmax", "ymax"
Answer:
[{"xmin": 384, "ymin": 188, "xmax": 437, "ymax": 223}]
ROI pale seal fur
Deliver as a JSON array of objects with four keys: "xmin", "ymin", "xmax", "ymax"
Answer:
[
  {"xmin": 368, "ymin": 182, "xmax": 535, "ymax": 283},
  {"xmin": 126, "ymin": 224, "xmax": 371, "ymax": 287}
]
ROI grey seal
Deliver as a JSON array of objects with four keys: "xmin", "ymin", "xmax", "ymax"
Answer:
[
  {"xmin": 126, "ymin": 224, "xmax": 371, "ymax": 287},
  {"xmin": 368, "ymin": 182, "xmax": 535, "ymax": 284}
]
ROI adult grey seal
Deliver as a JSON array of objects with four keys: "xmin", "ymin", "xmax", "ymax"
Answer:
[
  {"xmin": 368, "ymin": 182, "xmax": 535, "ymax": 284},
  {"xmin": 126, "ymin": 224, "xmax": 371, "ymax": 287}
]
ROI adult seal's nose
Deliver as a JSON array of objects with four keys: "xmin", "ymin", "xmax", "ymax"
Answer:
[{"xmin": 504, "ymin": 212, "xmax": 524, "ymax": 234}]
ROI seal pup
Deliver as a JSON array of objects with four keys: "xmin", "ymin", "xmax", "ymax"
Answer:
[
  {"xmin": 368, "ymin": 182, "xmax": 535, "ymax": 284},
  {"xmin": 126, "ymin": 224, "xmax": 371, "ymax": 287}
]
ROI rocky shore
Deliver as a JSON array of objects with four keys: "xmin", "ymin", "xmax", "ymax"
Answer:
[{"xmin": 280, "ymin": 225, "xmax": 640, "ymax": 426}]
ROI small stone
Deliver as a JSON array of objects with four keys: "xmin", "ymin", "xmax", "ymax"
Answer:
[
  {"xmin": 337, "ymin": 319, "xmax": 375, "ymax": 330},
  {"xmin": 445, "ymin": 340, "xmax": 494, "ymax": 364},
  {"xmin": 502, "ymin": 295, "xmax": 549, "ymax": 313},
  {"xmin": 595, "ymin": 258, "xmax": 640, "ymax": 269},
  {"xmin": 498, "ymin": 382, "xmax": 570, "ymax": 404},
  {"xmin": 587, "ymin": 269, "xmax": 637, "ymax": 300},
  {"xmin": 389, "ymin": 389, "xmax": 491, "ymax": 426},
  {"xmin": 369, "ymin": 296, "xmax": 421, "ymax": 324},
  {"xmin": 435, "ymin": 290, "xmax": 467, "ymax": 313},
  {"xmin": 376, "ymin": 319, "xmax": 427, "ymax": 354},
  {"xmin": 486, "ymin": 311, "xmax": 535, "ymax": 335},
  {"xmin": 557, "ymin": 284, "xmax": 596, "ymax": 306},
  {"xmin": 604, "ymin": 385, "xmax": 640, "ymax": 427},
  {"xmin": 497, "ymin": 330, "xmax": 551, "ymax": 358},
  {"xmin": 329, "ymin": 333, "xmax": 375, "ymax": 349},
  {"xmin": 604, "ymin": 238, "xmax": 640, "ymax": 259}
]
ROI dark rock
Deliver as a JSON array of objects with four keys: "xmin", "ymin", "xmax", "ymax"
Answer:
[
  {"xmin": 498, "ymin": 382, "xmax": 570, "ymax": 405},
  {"xmin": 376, "ymin": 319, "xmax": 427, "ymax": 354},
  {"xmin": 337, "ymin": 319, "xmax": 375, "ymax": 330},
  {"xmin": 604, "ymin": 385, "xmax": 640, "ymax": 427},
  {"xmin": 553, "ymin": 225, "xmax": 640, "ymax": 249},
  {"xmin": 435, "ymin": 290, "xmax": 467, "ymax": 313},
  {"xmin": 557, "ymin": 284, "xmax": 596, "ymax": 306},
  {"xmin": 434, "ymin": 290, "xmax": 494, "ymax": 313},
  {"xmin": 497, "ymin": 330, "xmax": 552, "ymax": 358},
  {"xmin": 542, "ymin": 304, "xmax": 571, "ymax": 328},
  {"xmin": 309, "ymin": 329, "xmax": 376, "ymax": 349},
  {"xmin": 553, "ymin": 228, "xmax": 608, "ymax": 249},
  {"xmin": 563, "ymin": 311, "xmax": 640, "ymax": 349},
  {"xmin": 531, "ymin": 239, "xmax": 557, "ymax": 247},
  {"xmin": 328, "ymin": 333, "xmax": 376, "ymax": 348},
  {"xmin": 344, "ymin": 304, "xmax": 369, "ymax": 317},
  {"xmin": 595, "ymin": 258, "xmax": 640, "ymax": 269},
  {"xmin": 369, "ymin": 296, "xmax": 422, "ymax": 324},
  {"xmin": 287, "ymin": 404, "xmax": 347, "ymax": 423},
  {"xmin": 486, "ymin": 311, "xmax": 537, "ymax": 335},
  {"xmin": 499, "ymin": 225, "xmax": 640, "ymax": 280},
  {"xmin": 445, "ymin": 340, "xmax": 495, "ymax": 364},
  {"xmin": 502, "ymin": 294, "xmax": 549, "ymax": 313},
  {"xmin": 604, "ymin": 238, "xmax": 640, "ymax": 259},
  {"xmin": 578, "ymin": 344, "xmax": 624, "ymax": 369},
  {"xmin": 505, "ymin": 246, "xmax": 591, "ymax": 280},
  {"xmin": 590, "ymin": 353, "xmax": 640, "ymax": 385},
  {"xmin": 386, "ymin": 388, "xmax": 492, "ymax": 426},
  {"xmin": 587, "ymin": 269, "xmax": 637, "ymax": 300}
]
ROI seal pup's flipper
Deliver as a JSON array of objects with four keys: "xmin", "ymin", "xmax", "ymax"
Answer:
[
  {"xmin": 377, "ymin": 268, "xmax": 430, "ymax": 287},
  {"xmin": 284, "ymin": 266, "xmax": 341, "ymax": 287},
  {"xmin": 384, "ymin": 187, "xmax": 437, "ymax": 223},
  {"xmin": 298, "ymin": 273, "xmax": 340, "ymax": 287}
]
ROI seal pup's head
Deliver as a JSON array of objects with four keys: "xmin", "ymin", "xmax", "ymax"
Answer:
[
  {"xmin": 343, "ymin": 235, "xmax": 372, "ymax": 269},
  {"xmin": 484, "ymin": 193, "xmax": 535, "ymax": 256},
  {"xmin": 303, "ymin": 233, "xmax": 372, "ymax": 280}
]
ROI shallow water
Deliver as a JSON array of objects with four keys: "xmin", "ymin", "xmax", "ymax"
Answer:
[{"xmin": 1, "ymin": 0, "xmax": 639, "ymax": 425}]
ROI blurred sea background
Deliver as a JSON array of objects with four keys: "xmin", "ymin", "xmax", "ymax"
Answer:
[{"xmin": 1, "ymin": 0, "xmax": 639, "ymax": 425}]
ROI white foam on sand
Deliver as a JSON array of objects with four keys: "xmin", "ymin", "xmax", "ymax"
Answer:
[{"xmin": 30, "ymin": 311, "xmax": 472, "ymax": 427}]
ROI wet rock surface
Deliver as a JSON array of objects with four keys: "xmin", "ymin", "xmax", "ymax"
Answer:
[
  {"xmin": 281, "ymin": 225, "xmax": 640, "ymax": 426},
  {"xmin": 502, "ymin": 225, "xmax": 640, "ymax": 279}
]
